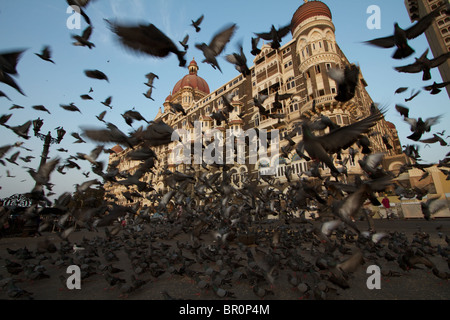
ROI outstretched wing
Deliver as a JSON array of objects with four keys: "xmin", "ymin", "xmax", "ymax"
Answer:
[{"xmin": 209, "ymin": 23, "xmax": 237, "ymax": 56}]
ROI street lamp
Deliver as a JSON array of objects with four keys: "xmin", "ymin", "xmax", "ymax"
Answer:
[{"xmin": 32, "ymin": 118, "xmax": 66, "ymax": 169}]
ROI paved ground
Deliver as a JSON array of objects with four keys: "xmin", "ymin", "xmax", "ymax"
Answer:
[{"xmin": 0, "ymin": 218, "xmax": 449, "ymax": 302}]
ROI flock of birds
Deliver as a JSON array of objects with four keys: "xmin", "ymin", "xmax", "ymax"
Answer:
[{"xmin": 0, "ymin": 0, "xmax": 450, "ymax": 300}]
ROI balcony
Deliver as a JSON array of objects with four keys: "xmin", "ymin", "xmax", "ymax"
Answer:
[{"xmin": 301, "ymin": 94, "xmax": 336, "ymax": 113}]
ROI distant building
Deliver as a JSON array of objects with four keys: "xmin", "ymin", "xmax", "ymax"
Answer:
[
  {"xmin": 105, "ymin": 1, "xmax": 404, "ymax": 208},
  {"xmin": 404, "ymin": 0, "xmax": 450, "ymax": 97}
]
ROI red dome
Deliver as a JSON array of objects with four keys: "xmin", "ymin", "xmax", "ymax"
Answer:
[
  {"xmin": 291, "ymin": 1, "xmax": 332, "ymax": 34},
  {"xmin": 110, "ymin": 145, "xmax": 124, "ymax": 154},
  {"xmin": 172, "ymin": 74, "xmax": 210, "ymax": 95},
  {"xmin": 172, "ymin": 58, "xmax": 210, "ymax": 96}
]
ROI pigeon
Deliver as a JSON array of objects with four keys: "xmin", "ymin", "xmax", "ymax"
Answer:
[
  {"xmin": 6, "ymin": 151, "xmax": 20, "ymax": 166},
  {"xmin": 225, "ymin": 41, "xmax": 250, "ymax": 77},
  {"xmin": 395, "ymin": 49, "xmax": 450, "ymax": 81},
  {"xmin": 255, "ymin": 23, "xmax": 291, "ymax": 50},
  {"xmin": 191, "ymin": 14, "xmax": 204, "ymax": 32},
  {"xmin": 0, "ymin": 90, "xmax": 11, "ymax": 100},
  {"xmin": 72, "ymin": 26, "xmax": 95, "ymax": 49},
  {"xmin": 251, "ymin": 36, "xmax": 261, "ymax": 56},
  {"xmin": 301, "ymin": 108, "xmax": 385, "ymax": 175},
  {"xmin": 327, "ymin": 64, "xmax": 360, "ymax": 102},
  {"xmin": 81, "ymin": 122, "xmax": 135, "ymax": 148},
  {"xmin": 71, "ymin": 132, "xmax": 86, "ymax": 144},
  {"xmin": 144, "ymin": 72, "xmax": 159, "ymax": 88},
  {"xmin": 96, "ymin": 110, "xmax": 107, "ymax": 123},
  {"xmin": 404, "ymin": 89, "xmax": 421, "ymax": 102},
  {"xmin": 423, "ymin": 81, "xmax": 450, "ymax": 95},
  {"xmin": 7, "ymin": 120, "xmax": 32, "ymax": 139},
  {"xmin": 143, "ymin": 87, "xmax": 154, "ymax": 100},
  {"xmin": 395, "ymin": 87, "xmax": 409, "ymax": 94},
  {"xmin": 9, "ymin": 104, "xmax": 24, "ymax": 110},
  {"xmin": 364, "ymin": 4, "xmax": 444, "ymax": 59},
  {"xmin": 32, "ymin": 105, "xmax": 51, "ymax": 114},
  {"xmin": 80, "ymin": 94, "xmax": 93, "ymax": 100},
  {"xmin": 0, "ymin": 49, "xmax": 26, "ymax": 95},
  {"xmin": 60, "ymin": 103, "xmax": 82, "ymax": 113},
  {"xmin": 195, "ymin": 23, "xmax": 237, "ymax": 72},
  {"xmin": 404, "ymin": 115, "xmax": 442, "ymax": 141},
  {"xmin": 421, "ymin": 196, "xmax": 446, "ymax": 220},
  {"xmin": 106, "ymin": 20, "xmax": 187, "ymax": 67},
  {"xmin": 179, "ymin": 34, "xmax": 189, "ymax": 51},
  {"xmin": 35, "ymin": 46, "xmax": 55, "ymax": 64},
  {"xmin": 169, "ymin": 102, "xmax": 187, "ymax": 116},
  {"xmin": 101, "ymin": 96, "xmax": 113, "ymax": 109},
  {"xmin": 395, "ymin": 104, "xmax": 409, "ymax": 118},
  {"xmin": 84, "ymin": 69, "xmax": 109, "ymax": 82},
  {"xmin": 420, "ymin": 134, "xmax": 447, "ymax": 146}
]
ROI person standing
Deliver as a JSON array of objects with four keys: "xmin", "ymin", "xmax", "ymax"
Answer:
[{"xmin": 382, "ymin": 195, "xmax": 393, "ymax": 219}]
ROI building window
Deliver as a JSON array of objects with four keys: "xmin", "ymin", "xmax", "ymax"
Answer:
[
  {"xmin": 315, "ymin": 65, "xmax": 321, "ymax": 74},
  {"xmin": 331, "ymin": 88, "xmax": 336, "ymax": 94}
]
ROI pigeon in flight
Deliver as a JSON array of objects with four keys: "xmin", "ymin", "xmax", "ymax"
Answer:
[
  {"xmin": 364, "ymin": 4, "xmax": 444, "ymax": 59},
  {"xmin": 395, "ymin": 104, "xmax": 409, "ymax": 118},
  {"xmin": 84, "ymin": 69, "xmax": 109, "ymax": 82},
  {"xmin": 225, "ymin": 41, "xmax": 250, "ymax": 77},
  {"xmin": 404, "ymin": 89, "xmax": 421, "ymax": 102},
  {"xmin": 255, "ymin": 23, "xmax": 291, "ymax": 50},
  {"xmin": 72, "ymin": 26, "xmax": 95, "ymax": 49},
  {"xmin": 301, "ymin": 108, "xmax": 385, "ymax": 175},
  {"xmin": 35, "ymin": 46, "xmax": 55, "ymax": 64},
  {"xmin": 423, "ymin": 81, "xmax": 450, "ymax": 95},
  {"xmin": 191, "ymin": 14, "xmax": 204, "ymax": 33},
  {"xmin": 106, "ymin": 20, "xmax": 187, "ymax": 67},
  {"xmin": 251, "ymin": 36, "xmax": 261, "ymax": 56},
  {"xmin": 101, "ymin": 96, "xmax": 113, "ymax": 109},
  {"xmin": 404, "ymin": 114, "xmax": 443, "ymax": 141},
  {"xmin": 179, "ymin": 34, "xmax": 189, "ymax": 51},
  {"xmin": 195, "ymin": 23, "xmax": 237, "ymax": 72},
  {"xmin": 394, "ymin": 87, "xmax": 409, "ymax": 94},
  {"xmin": 327, "ymin": 64, "xmax": 360, "ymax": 102},
  {"xmin": 395, "ymin": 49, "xmax": 450, "ymax": 81},
  {"xmin": 0, "ymin": 49, "xmax": 26, "ymax": 95}
]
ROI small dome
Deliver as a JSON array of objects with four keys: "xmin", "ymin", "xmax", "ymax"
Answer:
[
  {"xmin": 386, "ymin": 121, "xmax": 397, "ymax": 130},
  {"xmin": 172, "ymin": 58, "xmax": 210, "ymax": 96},
  {"xmin": 110, "ymin": 145, "xmax": 124, "ymax": 154},
  {"xmin": 291, "ymin": 1, "xmax": 332, "ymax": 34}
]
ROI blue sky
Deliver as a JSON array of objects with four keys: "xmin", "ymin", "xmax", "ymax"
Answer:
[{"xmin": 0, "ymin": 0, "xmax": 449, "ymax": 200}]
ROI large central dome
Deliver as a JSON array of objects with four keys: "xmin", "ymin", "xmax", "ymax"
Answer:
[
  {"xmin": 291, "ymin": 0, "xmax": 332, "ymax": 34},
  {"xmin": 172, "ymin": 59, "xmax": 210, "ymax": 96}
]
